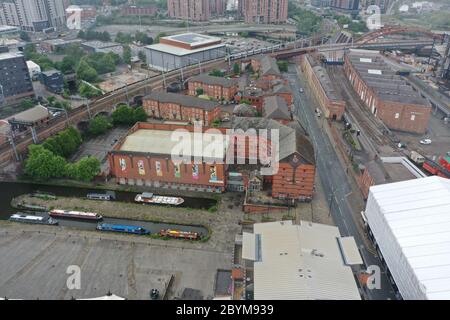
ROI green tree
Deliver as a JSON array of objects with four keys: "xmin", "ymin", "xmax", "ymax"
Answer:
[
  {"xmin": 88, "ymin": 116, "xmax": 112, "ymax": 136},
  {"xmin": 123, "ymin": 45, "xmax": 132, "ymax": 64},
  {"xmin": 24, "ymin": 145, "xmax": 67, "ymax": 181},
  {"xmin": 133, "ymin": 107, "xmax": 148, "ymax": 122},
  {"xmin": 20, "ymin": 98, "xmax": 34, "ymax": 109},
  {"xmin": 233, "ymin": 63, "xmax": 240, "ymax": 75},
  {"xmin": 277, "ymin": 60, "xmax": 288, "ymax": 72},
  {"xmin": 76, "ymin": 60, "xmax": 98, "ymax": 82},
  {"xmin": 155, "ymin": 32, "xmax": 167, "ymax": 43},
  {"xmin": 79, "ymin": 82, "xmax": 102, "ymax": 98},
  {"xmin": 209, "ymin": 69, "xmax": 225, "ymax": 77},
  {"xmin": 195, "ymin": 87, "xmax": 204, "ymax": 96},
  {"xmin": 138, "ymin": 50, "xmax": 146, "ymax": 63},
  {"xmin": 67, "ymin": 157, "xmax": 101, "ymax": 182},
  {"xmin": 20, "ymin": 31, "xmax": 31, "ymax": 42},
  {"xmin": 112, "ymin": 104, "xmax": 135, "ymax": 125}
]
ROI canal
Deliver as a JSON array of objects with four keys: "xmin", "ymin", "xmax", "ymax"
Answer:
[{"xmin": 0, "ymin": 182, "xmax": 214, "ymax": 236}]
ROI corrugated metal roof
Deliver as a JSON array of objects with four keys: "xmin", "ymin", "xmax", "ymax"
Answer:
[
  {"xmin": 243, "ymin": 221, "xmax": 361, "ymax": 300},
  {"xmin": 367, "ymin": 176, "xmax": 450, "ymax": 299}
]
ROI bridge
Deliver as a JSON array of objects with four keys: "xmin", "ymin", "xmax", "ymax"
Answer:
[
  {"xmin": 356, "ymin": 25, "xmax": 444, "ymax": 44},
  {"xmin": 0, "ymin": 30, "xmax": 443, "ymax": 168}
]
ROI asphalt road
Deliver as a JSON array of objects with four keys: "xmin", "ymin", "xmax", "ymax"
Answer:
[{"xmin": 287, "ymin": 65, "xmax": 397, "ymax": 300}]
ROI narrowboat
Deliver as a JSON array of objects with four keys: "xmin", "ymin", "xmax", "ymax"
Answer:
[
  {"xmin": 134, "ymin": 192, "xmax": 184, "ymax": 206},
  {"xmin": 159, "ymin": 229, "xmax": 200, "ymax": 240},
  {"xmin": 87, "ymin": 193, "xmax": 113, "ymax": 201},
  {"xmin": 9, "ymin": 213, "xmax": 58, "ymax": 225},
  {"xmin": 96, "ymin": 223, "xmax": 150, "ymax": 235},
  {"xmin": 31, "ymin": 191, "xmax": 57, "ymax": 200},
  {"xmin": 17, "ymin": 203, "xmax": 47, "ymax": 211},
  {"xmin": 49, "ymin": 209, "xmax": 103, "ymax": 221}
]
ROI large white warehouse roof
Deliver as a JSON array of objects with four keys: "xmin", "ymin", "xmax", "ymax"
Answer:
[{"xmin": 366, "ymin": 176, "xmax": 450, "ymax": 299}]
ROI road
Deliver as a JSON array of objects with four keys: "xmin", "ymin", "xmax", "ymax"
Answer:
[{"xmin": 287, "ymin": 65, "xmax": 397, "ymax": 300}]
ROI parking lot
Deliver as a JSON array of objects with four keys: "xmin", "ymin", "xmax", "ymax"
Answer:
[
  {"xmin": 70, "ymin": 127, "xmax": 130, "ymax": 172},
  {"xmin": 395, "ymin": 113, "xmax": 450, "ymax": 159},
  {"xmin": 0, "ymin": 225, "xmax": 231, "ymax": 300}
]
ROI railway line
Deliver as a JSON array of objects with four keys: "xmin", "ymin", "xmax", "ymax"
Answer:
[
  {"xmin": 0, "ymin": 35, "xmax": 438, "ymax": 167},
  {"xmin": 327, "ymin": 65, "xmax": 399, "ymax": 156}
]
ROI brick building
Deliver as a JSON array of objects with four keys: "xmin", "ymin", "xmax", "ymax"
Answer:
[
  {"xmin": 251, "ymin": 55, "xmax": 282, "ymax": 81},
  {"xmin": 167, "ymin": 0, "xmax": 210, "ymax": 21},
  {"xmin": 231, "ymin": 118, "xmax": 316, "ymax": 201},
  {"xmin": 300, "ymin": 54, "xmax": 345, "ymax": 120},
  {"xmin": 241, "ymin": 0, "xmax": 288, "ymax": 24},
  {"xmin": 329, "ymin": 0, "xmax": 360, "ymax": 12},
  {"xmin": 188, "ymin": 74, "xmax": 239, "ymax": 101},
  {"xmin": 143, "ymin": 91, "xmax": 221, "ymax": 126},
  {"xmin": 108, "ymin": 122, "xmax": 227, "ymax": 192},
  {"xmin": 344, "ymin": 49, "xmax": 431, "ymax": 134},
  {"xmin": 262, "ymin": 95, "xmax": 291, "ymax": 124},
  {"xmin": 121, "ymin": 5, "xmax": 158, "ymax": 16}
]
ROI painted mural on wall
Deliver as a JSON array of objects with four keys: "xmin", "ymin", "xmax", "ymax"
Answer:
[
  {"xmin": 137, "ymin": 160, "xmax": 145, "ymax": 175},
  {"xmin": 119, "ymin": 158, "xmax": 126, "ymax": 171},
  {"xmin": 155, "ymin": 161, "xmax": 163, "ymax": 177},
  {"xmin": 192, "ymin": 164, "xmax": 199, "ymax": 180}
]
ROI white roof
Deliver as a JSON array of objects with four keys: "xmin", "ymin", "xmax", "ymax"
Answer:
[
  {"xmin": 119, "ymin": 129, "xmax": 229, "ymax": 160},
  {"xmin": 243, "ymin": 221, "xmax": 361, "ymax": 300},
  {"xmin": 145, "ymin": 42, "xmax": 225, "ymax": 56},
  {"xmin": 368, "ymin": 69, "xmax": 382, "ymax": 75},
  {"xmin": 26, "ymin": 60, "xmax": 40, "ymax": 70},
  {"xmin": 368, "ymin": 176, "xmax": 450, "ymax": 299},
  {"xmin": 163, "ymin": 33, "xmax": 221, "ymax": 46}
]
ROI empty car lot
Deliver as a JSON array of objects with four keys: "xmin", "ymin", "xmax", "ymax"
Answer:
[{"xmin": 0, "ymin": 225, "xmax": 231, "ymax": 300}]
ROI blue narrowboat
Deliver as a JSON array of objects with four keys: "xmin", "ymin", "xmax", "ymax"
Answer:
[{"xmin": 96, "ymin": 223, "xmax": 150, "ymax": 235}]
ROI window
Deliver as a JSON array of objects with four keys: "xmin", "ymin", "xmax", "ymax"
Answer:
[
  {"xmin": 395, "ymin": 113, "xmax": 400, "ymax": 119},
  {"xmin": 411, "ymin": 114, "xmax": 416, "ymax": 121}
]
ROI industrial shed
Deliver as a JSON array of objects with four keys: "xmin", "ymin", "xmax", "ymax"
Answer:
[{"xmin": 365, "ymin": 176, "xmax": 450, "ymax": 300}]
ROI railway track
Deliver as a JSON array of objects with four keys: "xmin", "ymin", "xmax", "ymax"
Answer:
[
  {"xmin": 0, "ymin": 58, "xmax": 227, "ymax": 166},
  {"xmin": 327, "ymin": 65, "xmax": 397, "ymax": 154}
]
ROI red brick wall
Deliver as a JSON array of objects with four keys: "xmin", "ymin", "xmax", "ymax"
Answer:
[
  {"xmin": 358, "ymin": 167, "xmax": 375, "ymax": 199},
  {"xmin": 272, "ymin": 162, "xmax": 315, "ymax": 199},
  {"xmin": 109, "ymin": 153, "xmax": 226, "ymax": 190},
  {"xmin": 300, "ymin": 55, "xmax": 345, "ymax": 120},
  {"xmin": 143, "ymin": 97, "xmax": 220, "ymax": 126},
  {"xmin": 344, "ymin": 54, "xmax": 431, "ymax": 134},
  {"xmin": 187, "ymin": 80, "xmax": 238, "ymax": 101}
]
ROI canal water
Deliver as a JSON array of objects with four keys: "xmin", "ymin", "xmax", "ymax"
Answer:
[{"xmin": 0, "ymin": 182, "xmax": 213, "ymax": 236}]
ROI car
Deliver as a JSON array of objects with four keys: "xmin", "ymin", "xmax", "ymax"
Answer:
[{"xmin": 420, "ymin": 139, "xmax": 432, "ymax": 145}]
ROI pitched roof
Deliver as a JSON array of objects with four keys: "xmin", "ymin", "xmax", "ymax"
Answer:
[
  {"xmin": 263, "ymin": 96, "xmax": 291, "ymax": 120},
  {"xmin": 144, "ymin": 91, "xmax": 219, "ymax": 110},
  {"xmin": 254, "ymin": 55, "xmax": 281, "ymax": 77},
  {"xmin": 188, "ymin": 74, "xmax": 237, "ymax": 88},
  {"xmin": 232, "ymin": 117, "xmax": 315, "ymax": 164},
  {"xmin": 9, "ymin": 105, "xmax": 49, "ymax": 124}
]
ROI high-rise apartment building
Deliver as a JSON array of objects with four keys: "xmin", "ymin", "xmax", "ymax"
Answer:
[
  {"xmin": 0, "ymin": 0, "xmax": 68, "ymax": 32},
  {"xmin": 168, "ymin": 0, "xmax": 210, "ymax": 22},
  {"xmin": 329, "ymin": 0, "xmax": 360, "ymax": 12},
  {"xmin": 241, "ymin": 0, "xmax": 288, "ymax": 24},
  {"xmin": 0, "ymin": 51, "xmax": 35, "ymax": 106},
  {"xmin": 210, "ymin": 0, "xmax": 226, "ymax": 16}
]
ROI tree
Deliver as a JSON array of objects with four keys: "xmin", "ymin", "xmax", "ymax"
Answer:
[
  {"xmin": 79, "ymin": 82, "xmax": 102, "ymax": 98},
  {"xmin": 155, "ymin": 32, "xmax": 167, "ymax": 43},
  {"xmin": 138, "ymin": 50, "xmax": 146, "ymax": 63},
  {"xmin": 111, "ymin": 105, "xmax": 147, "ymax": 126},
  {"xmin": 233, "ymin": 63, "xmax": 240, "ymax": 75},
  {"xmin": 195, "ymin": 88, "xmax": 204, "ymax": 96},
  {"xmin": 133, "ymin": 107, "xmax": 148, "ymax": 122},
  {"xmin": 67, "ymin": 156, "xmax": 101, "ymax": 182},
  {"xmin": 20, "ymin": 31, "xmax": 31, "ymax": 42},
  {"xmin": 209, "ymin": 69, "xmax": 225, "ymax": 77},
  {"xmin": 24, "ymin": 145, "xmax": 67, "ymax": 181},
  {"xmin": 112, "ymin": 104, "xmax": 135, "ymax": 125},
  {"xmin": 20, "ymin": 98, "xmax": 34, "ymax": 109},
  {"xmin": 42, "ymin": 127, "xmax": 82, "ymax": 158},
  {"xmin": 123, "ymin": 45, "xmax": 132, "ymax": 65},
  {"xmin": 76, "ymin": 60, "xmax": 98, "ymax": 82},
  {"xmin": 88, "ymin": 116, "xmax": 112, "ymax": 136},
  {"xmin": 277, "ymin": 60, "xmax": 288, "ymax": 72},
  {"xmin": 135, "ymin": 31, "xmax": 153, "ymax": 45}
]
